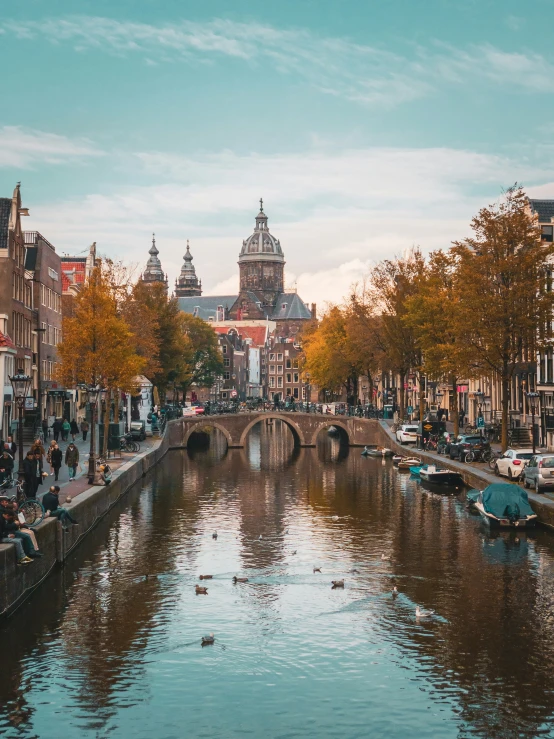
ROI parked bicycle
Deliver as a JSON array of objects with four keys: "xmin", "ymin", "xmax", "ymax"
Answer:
[
  {"xmin": 0, "ymin": 477, "xmax": 45, "ymax": 528},
  {"xmin": 120, "ymin": 434, "xmax": 140, "ymax": 453}
]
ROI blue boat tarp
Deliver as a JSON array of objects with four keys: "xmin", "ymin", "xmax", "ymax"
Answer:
[{"xmin": 482, "ymin": 484, "xmax": 535, "ymax": 520}]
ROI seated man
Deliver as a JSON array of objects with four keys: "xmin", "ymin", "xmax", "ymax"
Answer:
[
  {"xmin": 42, "ymin": 485, "xmax": 78, "ymax": 531},
  {"xmin": 1, "ymin": 509, "xmax": 42, "ymax": 558},
  {"xmin": 0, "ymin": 449, "xmax": 13, "ymax": 485},
  {"xmin": 0, "ymin": 510, "xmax": 32, "ymax": 564}
]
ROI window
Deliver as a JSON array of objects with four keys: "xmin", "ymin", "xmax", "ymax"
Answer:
[
  {"xmin": 48, "ymin": 267, "xmax": 58, "ymax": 280},
  {"xmin": 293, "ymin": 388, "xmax": 299, "ymax": 398},
  {"xmin": 277, "ymin": 353, "xmax": 283, "ymax": 361},
  {"xmin": 269, "ymin": 377, "xmax": 275, "ymax": 388},
  {"xmin": 221, "ymin": 391, "xmax": 228, "ymax": 399},
  {"xmin": 42, "ymin": 359, "xmax": 47, "ymax": 378},
  {"xmin": 222, "ymin": 345, "xmax": 227, "ymax": 354},
  {"xmin": 224, "ymin": 371, "xmax": 230, "ymax": 380},
  {"xmin": 286, "ymin": 373, "xmax": 292, "ymax": 383},
  {"xmin": 542, "ymin": 225, "xmax": 553, "ymax": 243},
  {"xmin": 224, "ymin": 357, "xmax": 230, "ymax": 367},
  {"xmin": 41, "ymin": 322, "xmax": 46, "ymax": 342},
  {"xmin": 41, "ymin": 284, "xmax": 46, "ymax": 306},
  {"xmin": 286, "ymin": 359, "xmax": 292, "ymax": 369},
  {"xmin": 269, "ymin": 365, "xmax": 275, "ymax": 374},
  {"xmin": 269, "ymin": 353, "xmax": 275, "ymax": 361},
  {"xmin": 277, "ymin": 365, "xmax": 283, "ymax": 374},
  {"xmin": 294, "ymin": 373, "xmax": 299, "ymax": 383},
  {"xmin": 292, "ymin": 359, "xmax": 299, "ymax": 368},
  {"xmin": 277, "ymin": 377, "xmax": 283, "ymax": 388}
]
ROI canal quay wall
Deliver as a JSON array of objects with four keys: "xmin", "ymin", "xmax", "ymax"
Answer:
[
  {"xmin": 0, "ymin": 419, "xmax": 188, "ymax": 618},
  {"xmin": 377, "ymin": 421, "xmax": 554, "ymax": 530}
]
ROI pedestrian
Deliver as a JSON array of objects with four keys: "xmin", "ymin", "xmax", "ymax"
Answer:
[
  {"xmin": 0, "ymin": 449, "xmax": 14, "ymax": 485},
  {"xmin": 62, "ymin": 419, "xmax": 71, "ymax": 442},
  {"xmin": 49, "ymin": 442, "xmax": 63, "ymax": 481},
  {"xmin": 437, "ymin": 407, "xmax": 444, "ymax": 422},
  {"xmin": 65, "ymin": 442, "xmax": 79, "ymax": 481},
  {"xmin": 0, "ymin": 510, "xmax": 32, "ymax": 564},
  {"xmin": 459, "ymin": 408, "xmax": 465, "ymax": 427},
  {"xmin": 6, "ymin": 436, "xmax": 16, "ymax": 457},
  {"xmin": 70, "ymin": 418, "xmax": 79, "ymax": 441},
  {"xmin": 30, "ymin": 438, "xmax": 45, "ymax": 460},
  {"xmin": 52, "ymin": 418, "xmax": 62, "ymax": 442},
  {"xmin": 22, "ymin": 451, "xmax": 37, "ymax": 498},
  {"xmin": 80, "ymin": 419, "xmax": 89, "ymax": 441},
  {"xmin": 41, "ymin": 416, "xmax": 49, "ymax": 440},
  {"xmin": 43, "ymin": 485, "xmax": 78, "ymax": 531}
]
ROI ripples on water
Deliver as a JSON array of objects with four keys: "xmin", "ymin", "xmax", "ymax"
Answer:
[{"xmin": 2, "ymin": 421, "xmax": 554, "ymax": 738}]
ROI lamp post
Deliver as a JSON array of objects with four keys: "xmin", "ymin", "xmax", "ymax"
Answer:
[
  {"xmin": 305, "ymin": 373, "xmax": 311, "ymax": 413},
  {"xmin": 84, "ymin": 384, "xmax": 103, "ymax": 485},
  {"xmin": 9, "ymin": 368, "xmax": 32, "ymax": 475},
  {"xmin": 526, "ymin": 391, "xmax": 540, "ymax": 454},
  {"xmin": 475, "ymin": 389, "xmax": 485, "ymax": 441}
]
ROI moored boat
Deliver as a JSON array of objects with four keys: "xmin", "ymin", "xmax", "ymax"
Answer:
[
  {"xmin": 466, "ymin": 483, "xmax": 537, "ymax": 528},
  {"xmin": 397, "ymin": 457, "xmax": 422, "ymax": 470},
  {"xmin": 362, "ymin": 446, "xmax": 393, "ymax": 458},
  {"xmin": 419, "ymin": 465, "xmax": 464, "ymax": 486}
]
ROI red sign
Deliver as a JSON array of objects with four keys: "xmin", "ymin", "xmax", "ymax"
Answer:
[{"xmin": 457, "ymin": 385, "xmax": 468, "ymax": 393}]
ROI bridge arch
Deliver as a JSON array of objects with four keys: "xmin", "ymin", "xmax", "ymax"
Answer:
[
  {"xmin": 239, "ymin": 413, "xmax": 306, "ymax": 447},
  {"xmin": 309, "ymin": 419, "xmax": 350, "ymax": 446},
  {"xmin": 183, "ymin": 420, "xmax": 233, "ymax": 449}
]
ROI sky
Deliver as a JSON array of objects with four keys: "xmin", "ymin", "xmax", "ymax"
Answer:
[{"xmin": 1, "ymin": 0, "xmax": 554, "ymax": 307}]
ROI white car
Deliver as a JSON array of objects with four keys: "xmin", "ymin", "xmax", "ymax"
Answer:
[
  {"xmin": 494, "ymin": 448, "xmax": 534, "ymax": 480},
  {"xmin": 396, "ymin": 424, "xmax": 418, "ymax": 445}
]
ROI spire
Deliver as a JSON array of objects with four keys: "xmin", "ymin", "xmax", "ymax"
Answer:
[
  {"xmin": 174, "ymin": 239, "xmax": 202, "ymax": 297},
  {"xmin": 142, "ymin": 232, "xmax": 167, "ymax": 287},
  {"xmin": 255, "ymin": 198, "xmax": 268, "ymax": 231}
]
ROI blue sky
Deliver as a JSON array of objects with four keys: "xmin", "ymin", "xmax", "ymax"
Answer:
[{"xmin": 1, "ymin": 0, "xmax": 554, "ymax": 304}]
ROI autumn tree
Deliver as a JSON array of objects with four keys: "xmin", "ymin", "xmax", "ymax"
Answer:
[
  {"xmin": 180, "ymin": 314, "xmax": 224, "ymax": 400},
  {"xmin": 366, "ymin": 250, "xmax": 425, "ymax": 417},
  {"xmin": 451, "ymin": 185, "xmax": 554, "ymax": 449}
]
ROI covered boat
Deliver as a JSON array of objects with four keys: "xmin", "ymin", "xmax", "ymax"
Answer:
[
  {"xmin": 397, "ymin": 457, "xmax": 422, "ymax": 470},
  {"xmin": 361, "ymin": 446, "xmax": 393, "ymax": 457},
  {"xmin": 467, "ymin": 483, "xmax": 537, "ymax": 528},
  {"xmin": 418, "ymin": 464, "xmax": 464, "ymax": 486}
]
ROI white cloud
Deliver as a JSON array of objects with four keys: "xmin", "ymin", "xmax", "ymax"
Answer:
[
  {"xmin": 0, "ymin": 126, "xmax": 103, "ymax": 168},
  {"xmin": 24, "ymin": 143, "xmax": 554, "ymax": 306}
]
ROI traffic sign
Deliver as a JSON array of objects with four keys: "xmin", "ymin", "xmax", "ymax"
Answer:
[
  {"xmin": 477, "ymin": 416, "xmax": 485, "ymax": 428},
  {"xmin": 407, "ymin": 405, "xmax": 413, "ymax": 414}
]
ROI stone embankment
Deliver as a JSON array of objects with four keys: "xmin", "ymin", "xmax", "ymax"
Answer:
[
  {"xmin": 0, "ymin": 420, "xmax": 180, "ymax": 618},
  {"xmin": 378, "ymin": 421, "xmax": 554, "ymax": 529}
]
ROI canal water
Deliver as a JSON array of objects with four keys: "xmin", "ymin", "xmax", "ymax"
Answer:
[{"xmin": 2, "ymin": 421, "xmax": 554, "ymax": 739}]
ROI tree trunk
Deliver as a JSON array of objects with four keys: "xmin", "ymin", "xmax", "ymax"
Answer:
[
  {"xmin": 399, "ymin": 374, "xmax": 406, "ymax": 419},
  {"xmin": 418, "ymin": 371, "xmax": 426, "ymax": 422},
  {"xmin": 501, "ymin": 368, "xmax": 510, "ymax": 452},
  {"xmin": 451, "ymin": 376, "xmax": 459, "ymax": 436},
  {"xmin": 102, "ymin": 390, "xmax": 111, "ymax": 458}
]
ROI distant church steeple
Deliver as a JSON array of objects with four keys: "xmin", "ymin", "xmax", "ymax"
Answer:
[
  {"xmin": 174, "ymin": 240, "xmax": 202, "ymax": 297},
  {"xmin": 142, "ymin": 233, "xmax": 168, "ymax": 289}
]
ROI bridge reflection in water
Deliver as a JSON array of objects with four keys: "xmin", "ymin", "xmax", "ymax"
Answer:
[{"xmin": 1, "ymin": 423, "xmax": 554, "ymax": 739}]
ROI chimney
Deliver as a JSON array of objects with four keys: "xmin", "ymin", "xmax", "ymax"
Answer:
[{"xmin": 311, "ymin": 303, "xmax": 317, "ymax": 319}]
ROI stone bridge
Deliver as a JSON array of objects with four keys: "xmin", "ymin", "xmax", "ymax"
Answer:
[{"xmin": 167, "ymin": 412, "xmax": 380, "ymax": 449}]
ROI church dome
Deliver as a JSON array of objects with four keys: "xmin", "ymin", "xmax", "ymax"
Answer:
[{"xmin": 239, "ymin": 200, "xmax": 284, "ymax": 263}]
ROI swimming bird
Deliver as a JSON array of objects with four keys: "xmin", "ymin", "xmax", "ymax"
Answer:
[
  {"xmin": 331, "ymin": 516, "xmax": 339, "ymax": 521},
  {"xmin": 350, "ymin": 568, "xmax": 360, "ymax": 574},
  {"xmin": 199, "ymin": 575, "xmax": 213, "ymax": 580},
  {"xmin": 331, "ymin": 580, "xmax": 345, "ymax": 588},
  {"xmin": 212, "ymin": 531, "xmax": 218, "ymax": 540},
  {"xmin": 195, "ymin": 585, "xmax": 208, "ymax": 595},
  {"xmin": 259, "ymin": 535, "xmax": 263, "ymax": 540},
  {"xmin": 392, "ymin": 586, "xmax": 398, "ymax": 597},
  {"xmin": 201, "ymin": 634, "xmax": 215, "ymax": 645},
  {"xmin": 233, "ymin": 576, "xmax": 248, "ymax": 584},
  {"xmin": 415, "ymin": 606, "xmax": 434, "ymax": 618},
  {"xmin": 291, "ymin": 550, "xmax": 297, "ymax": 555},
  {"xmin": 313, "ymin": 567, "xmax": 321, "ymax": 573},
  {"xmin": 381, "ymin": 554, "xmax": 391, "ymax": 561}
]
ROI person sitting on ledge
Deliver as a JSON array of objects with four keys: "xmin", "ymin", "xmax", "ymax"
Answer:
[
  {"xmin": 42, "ymin": 485, "xmax": 78, "ymax": 532},
  {"xmin": 0, "ymin": 509, "xmax": 32, "ymax": 564}
]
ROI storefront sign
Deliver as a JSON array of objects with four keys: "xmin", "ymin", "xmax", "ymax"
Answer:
[
  {"xmin": 24, "ymin": 397, "xmax": 34, "ymax": 410},
  {"xmin": 457, "ymin": 385, "xmax": 469, "ymax": 393}
]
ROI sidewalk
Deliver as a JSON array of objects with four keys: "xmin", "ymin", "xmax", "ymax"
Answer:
[{"xmin": 20, "ymin": 431, "xmax": 158, "ymax": 504}]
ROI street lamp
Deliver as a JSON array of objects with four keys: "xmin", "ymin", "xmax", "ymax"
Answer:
[
  {"xmin": 84, "ymin": 384, "xmax": 103, "ymax": 485},
  {"xmin": 475, "ymin": 390, "xmax": 485, "ymax": 440},
  {"xmin": 526, "ymin": 391, "xmax": 540, "ymax": 454},
  {"xmin": 305, "ymin": 372, "xmax": 311, "ymax": 413},
  {"xmin": 9, "ymin": 369, "xmax": 32, "ymax": 475}
]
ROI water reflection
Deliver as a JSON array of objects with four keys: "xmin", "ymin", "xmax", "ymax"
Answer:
[{"xmin": 1, "ymin": 423, "xmax": 554, "ymax": 738}]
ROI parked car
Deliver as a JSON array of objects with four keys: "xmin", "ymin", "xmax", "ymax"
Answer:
[
  {"xmin": 396, "ymin": 424, "xmax": 418, "ymax": 444},
  {"xmin": 129, "ymin": 420, "xmax": 146, "ymax": 441},
  {"xmin": 494, "ymin": 448, "xmax": 534, "ymax": 480},
  {"xmin": 449, "ymin": 435, "xmax": 490, "ymax": 461},
  {"xmin": 523, "ymin": 454, "xmax": 554, "ymax": 492}
]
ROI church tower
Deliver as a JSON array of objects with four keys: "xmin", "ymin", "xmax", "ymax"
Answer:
[
  {"xmin": 142, "ymin": 234, "xmax": 168, "ymax": 289},
  {"xmin": 174, "ymin": 240, "xmax": 202, "ymax": 297},
  {"xmin": 229, "ymin": 200, "xmax": 285, "ymax": 320}
]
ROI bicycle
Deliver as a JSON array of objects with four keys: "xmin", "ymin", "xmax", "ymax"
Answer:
[
  {"xmin": 120, "ymin": 435, "xmax": 140, "ymax": 453},
  {"xmin": 0, "ymin": 477, "xmax": 45, "ymax": 528}
]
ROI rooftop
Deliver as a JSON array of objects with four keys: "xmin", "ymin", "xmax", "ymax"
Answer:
[{"xmin": 529, "ymin": 199, "xmax": 554, "ymax": 222}]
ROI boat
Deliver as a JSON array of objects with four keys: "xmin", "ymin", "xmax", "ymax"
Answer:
[
  {"xmin": 466, "ymin": 484, "xmax": 537, "ymax": 529},
  {"xmin": 409, "ymin": 465, "xmax": 423, "ymax": 477},
  {"xmin": 397, "ymin": 457, "xmax": 422, "ymax": 470},
  {"xmin": 419, "ymin": 464, "xmax": 464, "ymax": 486},
  {"xmin": 361, "ymin": 446, "xmax": 393, "ymax": 457},
  {"xmin": 392, "ymin": 455, "xmax": 403, "ymax": 464}
]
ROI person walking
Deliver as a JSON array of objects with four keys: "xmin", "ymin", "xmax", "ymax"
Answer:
[
  {"xmin": 6, "ymin": 435, "xmax": 16, "ymax": 457},
  {"xmin": 62, "ymin": 419, "xmax": 71, "ymax": 442},
  {"xmin": 70, "ymin": 419, "xmax": 79, "ymax": 442},
  {"xmin": 41, "ymin": 417, "xmax": 49, "ymax": 440},
  {"xmin": 52, "ymin": 418, "xmax": 62, "ymax": 442},
  {"xmin": 65, "ymin": 442, "xmax": 79, "ymax": 481},
  {"xmin": 80, "ymin": 419, "xmax": 89, "ymax": 441},
  {"xmin": 48, "ymin": 442, "xmax": 63, "ymax": 481}
]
